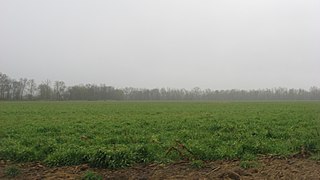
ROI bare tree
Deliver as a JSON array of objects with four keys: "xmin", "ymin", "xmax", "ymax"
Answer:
[
  {"xmin": 26, "ymin": 79, "xmax": 37, "ymax": 100},
  {"xmin": 0, "ymin": 73, "xmax": 9, "ymax": 100},
  {"xmin": 19, "ymin": 78, "xmax": 28, "ymax": 100},
  {"xmin": 38, "ymin": 80, "xmax": 52, "ymax": 100},
  {"xmin": 54, "ymin": 81, "xmax": 66, "ymax": 100}
]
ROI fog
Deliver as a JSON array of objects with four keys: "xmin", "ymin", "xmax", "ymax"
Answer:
[{"xmin": 1, "ymin": 0, "xmax": 319, "ymax": 90}]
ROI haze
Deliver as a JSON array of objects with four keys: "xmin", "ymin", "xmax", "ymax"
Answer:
[{"xmin": 1, "ymin": 0, "xmax": 319, "ymax": 90}]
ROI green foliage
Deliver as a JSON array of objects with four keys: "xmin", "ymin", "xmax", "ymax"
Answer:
[
  {"xmin": 241, "ymin": 153, "xmax": 256, "ymax": 161},
  {"xmin": 4, "ymin": 165, "xmax": 20, "ymax": 177},
  {"xmin": 190, "ymin": 160, "xmax": 205, "ymax": 169},
  {"xmin": 81, "ymin": 171, "xmax": 103, "ymax": 180},
  {"xmin": 89, "ymin": 148, "xmax": 133, "ymax": 168},
  {"xmin": 310, "ymin": 153, "xmax": 320, "ymax": 161},
  {"xmin": 0, "ymin": 101, "xmax": 319, "ymax": 168},
  {"xmin": 45, "ymin": 147, "xmax": 89, "ymax": 166},
  {"xmin": 239, "ymin": 160, "xmax": 260, "ymax": 169}
]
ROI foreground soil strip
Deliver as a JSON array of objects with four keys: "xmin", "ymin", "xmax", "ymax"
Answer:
[{"xmin": 1, "ymin": 157, "xmax": 320, "ymax": 180}]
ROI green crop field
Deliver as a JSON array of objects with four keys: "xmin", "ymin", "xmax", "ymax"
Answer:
[{"xmin": 0, "ymin": 101, "xmax": 319, "ymax": 168}]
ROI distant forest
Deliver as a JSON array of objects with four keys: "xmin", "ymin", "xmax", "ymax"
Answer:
[{"xmin": 1, "ymin": 72, "xmax": 319, "ymax": 101}]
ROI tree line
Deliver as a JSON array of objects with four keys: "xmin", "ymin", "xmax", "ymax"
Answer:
[{"xmin": 1, "ymin": 72, "xmax": 319, "ymax": 101}]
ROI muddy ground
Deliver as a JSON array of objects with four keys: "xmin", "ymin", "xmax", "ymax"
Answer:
[{"xmin": 1, "ymin": 157, "xmax": 320, "ymax": 180}]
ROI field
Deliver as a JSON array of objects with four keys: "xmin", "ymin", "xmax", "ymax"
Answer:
[{"xmin": 0, "ymin": 101, "xmax": 320, "ymax": 178}]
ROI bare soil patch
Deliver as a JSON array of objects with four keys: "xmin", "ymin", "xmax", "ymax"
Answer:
[{"xmin": 1, "ymin": 157, "xmax": 320, "ymax": 180}]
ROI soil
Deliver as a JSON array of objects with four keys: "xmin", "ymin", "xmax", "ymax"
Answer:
[{"xmin": 1, "ymin": 157, "xmax": 320, "ymax": 180}]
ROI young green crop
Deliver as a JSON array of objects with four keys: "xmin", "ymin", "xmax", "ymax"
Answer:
[
  {"xmin": 4, "ymin": 165, "xmax": 20, "ymax": 178},
  {"xmin": 0, "ymin": 101, "xmax": 319, "ymax": 168}
]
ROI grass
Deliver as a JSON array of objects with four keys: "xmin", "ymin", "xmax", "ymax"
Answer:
[
  {"xmin": 4, "ymin": 165, "xmax": 20, "ymax": 177},
  {"xmin": 0, "ymin": 101, "xmax": 319, "ymax": 168},
  {"xmin": 190, "ymin": 160, "xmax": 205, "ymax": 169},
  {"xmin": 239, "ymin": 160, "xmax": 260, "ymax": 169},
  {"xmin": 311, "ymin": 153, "xmax": 320, "ymax": 161},
  {"xmin": 82, "ymin": 170, "xmax": 103, "ymax": 180}
]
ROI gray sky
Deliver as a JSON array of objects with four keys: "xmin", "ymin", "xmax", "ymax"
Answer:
[{"xmin": 1, "ymin": 0, "xmax": 319, "ymax": 90}]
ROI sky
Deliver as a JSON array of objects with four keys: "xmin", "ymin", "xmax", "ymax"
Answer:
[{"xmin": 0, "ymin": 0, "xmax": 319, "ymax": 90}]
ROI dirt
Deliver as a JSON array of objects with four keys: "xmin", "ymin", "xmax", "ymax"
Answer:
[{"xmin": 1, "ymin": 157, "xmax": 320, "ymax": 180}]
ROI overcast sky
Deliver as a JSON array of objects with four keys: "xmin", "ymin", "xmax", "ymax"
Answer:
[{"xmin": 0, "ymin": 0, "xmax": 319, "ymax": 90}]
